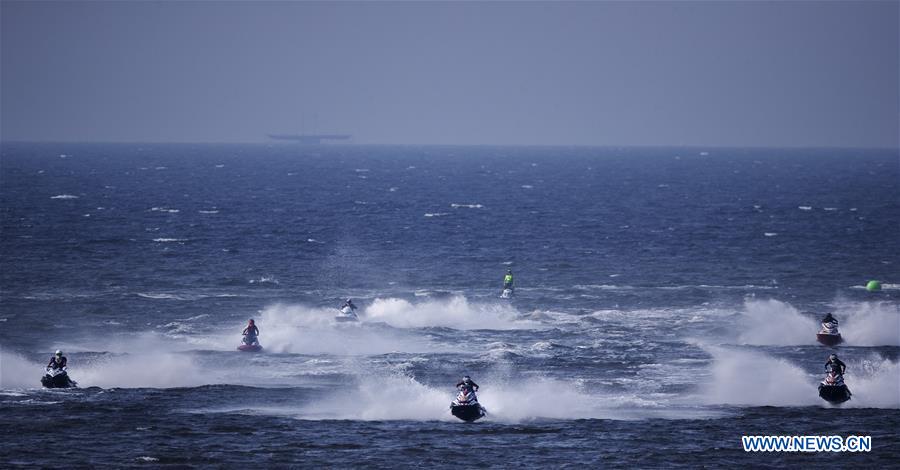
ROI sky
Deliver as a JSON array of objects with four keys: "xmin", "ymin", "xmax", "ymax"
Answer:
[{"xmin": 1, "ymin": 1, "xmax": 898, "ymax": 148}]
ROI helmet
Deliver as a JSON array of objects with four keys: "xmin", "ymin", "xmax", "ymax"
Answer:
[
  {"xmin": 248, "ymin": 319, "xmax": 255, "ymax": 325},
  {"xmin": 347, "ymin": 298, "xmax": 353, "ymax": 303},
  {"xmin": 55, "ymin": 350, "xmax": 62, "ymax": 356},
  {"xmin": 507, "ymin": 269, "xmax": 512, "ymax": 273},
  {"xmin": 829, "ymin": 354, "xmax": 837, "ymax": 361},
  {"xmin": 462, "ymin": 375, "xmax": 471, "ymax": 383}
]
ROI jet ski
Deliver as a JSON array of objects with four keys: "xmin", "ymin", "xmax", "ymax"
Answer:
[
  {"xmin": 816, "ymin": 320, "xmax": 843, "ymax": 346},
  {"xmin": 334, "ymin": 305, "xmax": 359, "ymax": 322},
  {"xmin": 500, "ymin": 287, "xmax": 513, "ymax": 299},
  {"xmin": 237, "ymin": 335, "xmax": 262, "ymax": 352},
  {"xmin": 450, "ymin": 387, "xmax": 486, "ymax": 422},
  {"xmin": 41, "ymin": 367, "xmax": 77, "ymax": 388},
  {"xmin": 818, "ymin": 369, "xmax": 851, "ymax": 404}
]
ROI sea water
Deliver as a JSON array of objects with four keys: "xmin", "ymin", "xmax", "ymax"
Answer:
[{"xmin": 1, "ymin": 143, "xmax": 898, "ymax": 466}]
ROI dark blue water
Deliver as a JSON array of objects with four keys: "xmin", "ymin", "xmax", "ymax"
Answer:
[{"xmin": 1, "ymin": 143, "xmax": 898, "ymax": 467}]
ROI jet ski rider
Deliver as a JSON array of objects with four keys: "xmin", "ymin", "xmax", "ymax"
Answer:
[
  {"xmin": 503, "ymin": 270, "xmax": 514, "ymax": 290},
  {"xmin": 821, "ymin": 312, "xmax": 838, "ymax": 326},
  {"xmin": 456, "ymin": 375, "xmax": 479, "ymax": 393},
  {"xmin": 47, "ymin": 350, "xmax": 67, "ymax": 370},
  {"xmin": 825, "ymin": 354, "xmax": 846, "ymax": 376},
  {"xmin": 242, "ymin": 319, "xmax": 259, "ymax": 345},
  {"xmin": 342, "ymin": 298, "xmax": 358, "ymax": 311}
]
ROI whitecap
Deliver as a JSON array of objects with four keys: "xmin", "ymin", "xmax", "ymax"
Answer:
[
  {"xmin": 249, "ymin": 276, "xmax": 279, "ymax": 285},
  {"xmin": 450, "ymin": 203, "xmax": 483, "ymax": 209},
  {"xmin": 198, "ymin": 210, "xmax": 219, "ymax": 214},
  {"xmin": 424, "ymin": 212, "xmax": 448, "ymax": 217},
  {"xmin": 798, "ymin": 206, "xmax": 812, "ymax": 211},
  {"xmin": 50, "ymin": 194, "xmax": 78, "ymax": 200},
  {"xmin": 137, "ymin": 293, "xmax": 186, "ymax": 300},
  {"xmin": 152, "ymin": 238, "xmax": 187, "ymax": 243},
  {"xmin": 149, "ymin": 207, "xmax": 179, "ymax": 213},
  {"xmin": 521, "ymin": 185, "xmax": 534, "ymax": 189},
  {"xmin": 764, "ymin": 232, "xmax": 778, "ymax": 237}
]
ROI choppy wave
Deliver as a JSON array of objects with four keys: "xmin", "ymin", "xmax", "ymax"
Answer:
[
  {"xmin": 137, "ymin": 292, "xmax": 238, "ymax": 301},
  {"xmin": 249, "ymin": 276, "xmax": 280, "ymax": 285},
  {"xmin": 50, "ymin": 194, "xmax": 78, "ymax": 199}
]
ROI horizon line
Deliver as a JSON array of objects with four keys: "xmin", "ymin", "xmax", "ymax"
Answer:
[{"xmin": 1, "ymin": 139, "xmax": 898, "ymax": 152}]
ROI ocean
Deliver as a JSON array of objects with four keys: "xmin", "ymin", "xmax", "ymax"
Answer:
[{"xmin": 1, "ymin": 142, "xmax": 898, "ymax": 467}]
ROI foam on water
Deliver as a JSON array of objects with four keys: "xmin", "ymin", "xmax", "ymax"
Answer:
[
  {"xmin": 74, "ymin": 351, "xmax": 217, "ymax": 388},
  {"xmin": 701, "ymin": 346, "xmax": 820, "ymax": 407},
  {"xmin": 296, "ymin": 374, "xmax": 451, "ymax": 421},
  {"xmin": 843, "ymin": 356, "xmax": 900, "ymax": 408},
  {"xmin": 364, "ymin": 296, "xmax": 538, "ymax": 330},
  {"xmin": 200, "ymin": 303, "xmax": 448, "ymax": 355},
  {"xmin": 700, "ymin": 347, "xmax": 900, "ymax": 409},
  {"xmin": 0, "ymin": 349, "xmax": 44, "ymax": 388},
  {"xmin": 736, "ymin": 299, "xmax": 819, "ymax": 345},
  {"xmin": 835, "ymin": 301, "xmax": 900, "ymax": 346},
  {"xmin": 234, "ymin": 372, "xmax": 708, "ymax": 423}
]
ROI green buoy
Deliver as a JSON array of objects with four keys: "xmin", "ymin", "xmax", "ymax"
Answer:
[{"xmin": 866, "ymin": 280, "xmax": 881, "ymax": 292}]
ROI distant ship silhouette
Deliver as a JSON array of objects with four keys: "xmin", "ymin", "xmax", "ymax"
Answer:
[{"xmin": 268, "ymin": 134, "xmax": 351, "ymax": 144}]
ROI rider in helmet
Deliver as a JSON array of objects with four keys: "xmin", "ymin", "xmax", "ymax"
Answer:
[
  {"xmin": 825, "ymin": 353, "xmax": 846, "ymax": 376},
  {"xmin": 821, "ymin": 312, "xmax": 838, "ymax": 325},
  {"xmin": 47, "ymin": 350, "xmax": 67, "ymax": 370},
  {"xmin": 503, "ymin": 269, "xmax": 514, "ymax": 290},
  {"xmin": 456, "ymin": 375, "xmax": 479, "ymax": 393},
  {"xmin": 242, "ymin": 319, "xmax": 260, "ymax": 345},
  {"xmin": 342, "ymin": 298, "xmax": 358, "ymax": 311}
]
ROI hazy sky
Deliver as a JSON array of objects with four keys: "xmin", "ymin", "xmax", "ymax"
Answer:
[{"xmin": 2, "ymin": 1, "xmax": 898, "ymax": 147}]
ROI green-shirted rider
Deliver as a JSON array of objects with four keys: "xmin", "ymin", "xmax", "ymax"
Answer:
[{"xmin": 503, "ymin": 269, "xmax": 514, "ymax": 290}]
